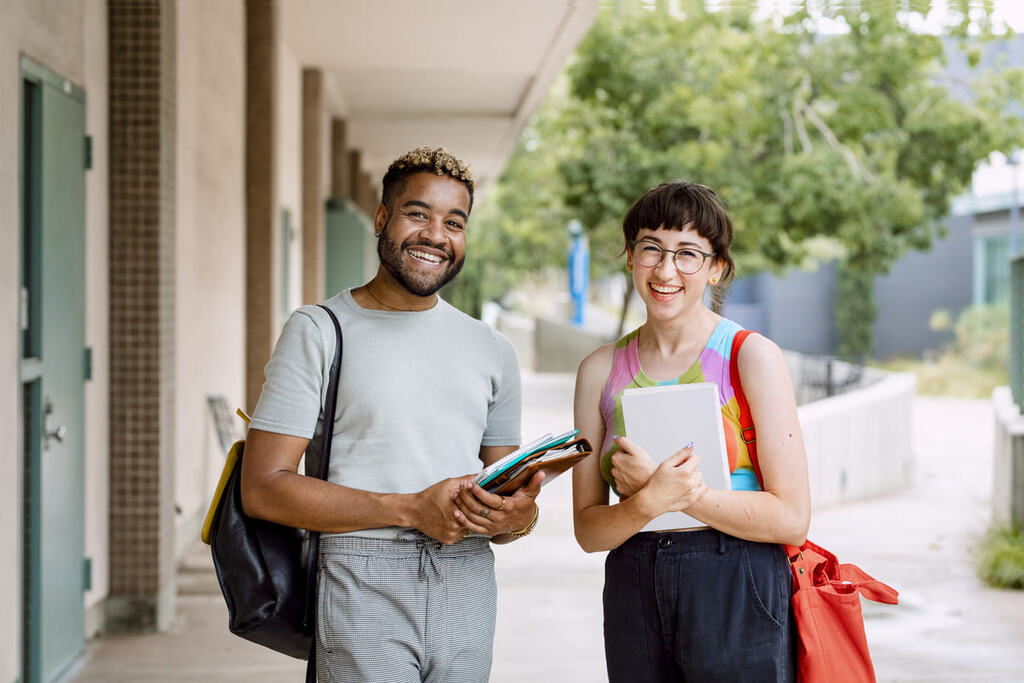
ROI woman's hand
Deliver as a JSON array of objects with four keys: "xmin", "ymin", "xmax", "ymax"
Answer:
[
  {"xmin": 639, "ymin": 445, "xmax": 707, "ymax": 515},
  {"xmin": 610, "ymin": 435, "xmax": 657, "ymax": 497}
]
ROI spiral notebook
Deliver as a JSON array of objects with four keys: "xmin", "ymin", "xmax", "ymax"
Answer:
[{"xmin": 621, "ymin": 382, "xmax": 731, "ymax": 531}]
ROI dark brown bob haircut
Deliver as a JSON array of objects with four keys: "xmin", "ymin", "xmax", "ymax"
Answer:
[
  {"xmin": 380, "ymin": 146, "xmax": 475, "ymax": 213},
  {"xmin": 622, "ymin": 180, "xmax": 735, "ymax": 288}
]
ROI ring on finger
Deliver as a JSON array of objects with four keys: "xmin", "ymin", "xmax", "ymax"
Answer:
[{"xmin": 497, "ymin": 497, "xmax": 506, "ymax": 512}]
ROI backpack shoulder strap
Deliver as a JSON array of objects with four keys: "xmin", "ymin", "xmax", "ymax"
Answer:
[{"xmin": 729, "ymin": 329, "xmax": 763, "ymax": 485}]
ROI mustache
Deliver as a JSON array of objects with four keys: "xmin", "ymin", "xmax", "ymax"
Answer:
[{"xmin": 402, "ymin": 237, "xmax": 454, "ymax": 261}]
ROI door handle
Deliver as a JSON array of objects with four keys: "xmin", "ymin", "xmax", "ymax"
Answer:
[{"xmin": 44, "ymin": 397, "xmax": 68, "ymax": 449}]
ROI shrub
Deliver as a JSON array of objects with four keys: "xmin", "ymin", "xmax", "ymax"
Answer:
[{"xmin": 977, "ymin": 525, "xmax": 1024, "ymax": 590}]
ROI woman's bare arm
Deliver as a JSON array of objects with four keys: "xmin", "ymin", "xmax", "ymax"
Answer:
[
  {"xmin": 682, "ymin": 334, "xmax": 810, "ymax": 546},
  {"xmin": 571, "ymin": 345, "xmax": 706, "ymax": 553}
]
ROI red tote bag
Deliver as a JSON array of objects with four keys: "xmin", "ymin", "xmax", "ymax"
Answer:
[{"xmin": 731, "ymin": 330, "xmax": 899, "ymax": 682}]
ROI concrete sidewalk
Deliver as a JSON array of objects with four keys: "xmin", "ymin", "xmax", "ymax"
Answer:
[{"xmin": 67, "ymin": 373, "xmax": 1024, "ymax": 682}]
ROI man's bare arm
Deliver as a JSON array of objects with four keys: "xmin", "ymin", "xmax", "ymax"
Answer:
[{"xmin": 240, "ymin": 428, "xmax": 473, "ymax": 545}]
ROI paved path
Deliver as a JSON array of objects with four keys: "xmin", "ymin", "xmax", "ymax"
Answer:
[{"xmin": 67, "ymin": 374, "xmax": 1024, "ymax": 682}]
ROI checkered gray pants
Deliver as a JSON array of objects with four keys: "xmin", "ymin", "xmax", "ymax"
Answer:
[{"xmin": 315, "ymin": 533, "xmax": 497, "ymax": 682}]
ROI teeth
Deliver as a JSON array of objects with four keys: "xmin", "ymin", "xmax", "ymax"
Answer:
[
  {"xmin": 408, "ymin": 249, "xmax": 443, "ymax": 264},
  {"xmin": 651, "ymin": 283, "xmax": 681, "ymax": 294}
]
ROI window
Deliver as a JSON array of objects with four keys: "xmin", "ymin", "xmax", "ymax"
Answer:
[{"xmin": 974, "ymin": 234, "xmax": 1010, "ymax": 304}]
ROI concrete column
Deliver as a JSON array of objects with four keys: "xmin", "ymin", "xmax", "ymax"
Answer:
[
  {"xmin": 358, "ymin": 170, "xmax": 375, "ymax": 218},
  {"xmin": 330, "ymin": 118, "xmax": 349, "ymax": 199},
  {"xmin": 107, "ymin": 0, "xmax": 177, "ymax": 632},
  {"xmin": 245, "ymin": 0, "xmax": 278, "ymax": 410},
  {"xmin": 301, "ymin": 68, "xmax": 324, "ymax": 304},
  {"xmin": 347, "ymin": 149, "xmax": 362, "ymax": 206}
]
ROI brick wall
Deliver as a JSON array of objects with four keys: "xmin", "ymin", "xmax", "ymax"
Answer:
[{"xmin": 107, "ymin": 0, "xmax": 177, "ymax": 632}]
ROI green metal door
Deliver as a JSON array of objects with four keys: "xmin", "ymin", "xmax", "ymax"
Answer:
[
  {"xmin": 19, "ymin": 57, "xmax": 87, "ymax": 683},
  {"xmin": 325, "ymin": 197, "xmax": 377, "ymax": 297}
]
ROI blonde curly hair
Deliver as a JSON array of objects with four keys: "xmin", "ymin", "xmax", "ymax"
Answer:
[{"xmin": 381, "ymin": 146, "xmax": 475, "ymax": 211}]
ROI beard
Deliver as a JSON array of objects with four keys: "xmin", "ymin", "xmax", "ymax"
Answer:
[{"xmin": 377, "ymin": 226, "xmax": 465, "ymax": 297}]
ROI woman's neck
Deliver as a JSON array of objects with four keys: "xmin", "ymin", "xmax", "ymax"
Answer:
[{"xmin": 637, "ymin": 307, "xmax": 721, "ymax": 378}]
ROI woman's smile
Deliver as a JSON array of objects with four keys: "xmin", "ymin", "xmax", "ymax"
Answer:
[{"xmin": 648, "ymin": 281, "xmax": 683, "ymax": 301}]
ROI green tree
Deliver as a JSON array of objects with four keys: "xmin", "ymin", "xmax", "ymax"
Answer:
[{"xmin": 454, "ymin": 1, "xmax": 1024, "ymax": 356}]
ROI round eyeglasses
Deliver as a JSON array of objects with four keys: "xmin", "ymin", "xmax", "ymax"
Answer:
[{"xmin": 629, "ymin": 240, "xmax": 715, "ymax": 275}]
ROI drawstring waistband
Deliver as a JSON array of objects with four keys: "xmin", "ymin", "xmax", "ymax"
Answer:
[
  {"xmin": 397, "ymin": 530, "xmax": 445, "ymax": 582},
  {"xmin": 415, "ymin": 537, "xmax": 444, "ymax": 582},
  {"xmin": 319, "ymin": 532, "xmax": 490, "ymax": 584}
]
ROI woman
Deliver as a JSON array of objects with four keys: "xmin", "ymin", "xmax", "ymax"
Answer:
[{"xmin": 572, "ymin": 181, "xmax": 810, "ymax": 682}]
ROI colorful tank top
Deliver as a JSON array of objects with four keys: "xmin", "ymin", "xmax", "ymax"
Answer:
[{"xmin": 599, "ymin": 317, "xmax": 761, "ymax": 495}]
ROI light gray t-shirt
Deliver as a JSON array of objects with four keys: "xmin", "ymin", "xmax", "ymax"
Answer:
[{"xmin": 249, "ymin": 289, "xmax": 522, "ymax": 538}]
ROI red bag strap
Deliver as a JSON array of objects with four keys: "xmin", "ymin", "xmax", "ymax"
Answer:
[
  {"xmin": 730, "ymin": 329, "xmax": 801, "ymax": 557},
  {"xmin": 733, "ymin": 329, "xmax": 900, "ymax": 605},
  {"xmin": 729, "ymin": 329, "xmax": 763, "ymax": 485},
  {"xmin": 839, "ymin": 564, "xmax": 900, "ymax": 604}
]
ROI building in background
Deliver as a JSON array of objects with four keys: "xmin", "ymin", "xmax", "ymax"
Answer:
[{"xmin": 0, "ymin": 2, "xmax": 597, "ymax": 681}]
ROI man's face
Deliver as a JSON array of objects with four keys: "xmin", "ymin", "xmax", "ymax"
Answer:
[{"xmin": 375, "ymin": 172, "xmax": 470, "ymax": 297}]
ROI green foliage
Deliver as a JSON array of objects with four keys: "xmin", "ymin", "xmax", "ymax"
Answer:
[
  {"xmin": 453, "ymin": 1, "xmax": 1024, "ymax": 339},
  {"xmin": 835, "ymin": 263, "xmax": 877, "ymax": 358},
  {"xmin": 977, "ymin": 525, "xmax": 1024, "ymax": 590}
]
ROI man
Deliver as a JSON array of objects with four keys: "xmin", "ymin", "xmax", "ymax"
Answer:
[{"xmin": 241, "ymin": 147, "xmax": 542, "ymax": 682}]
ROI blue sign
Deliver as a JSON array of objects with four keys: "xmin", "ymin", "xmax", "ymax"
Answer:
[{"xmin": 568, "ymin": 220, "xmax": 589, "ymax": 327}]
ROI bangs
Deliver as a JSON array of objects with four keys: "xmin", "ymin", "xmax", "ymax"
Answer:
[{"xmin": 623, "ymin": 182, "xmax": 731, "ymax": 244}]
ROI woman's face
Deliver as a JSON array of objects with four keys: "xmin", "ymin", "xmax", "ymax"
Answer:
[{"xmin": 628, "ymin": 225, "xmax": 723, "ymax": 319}]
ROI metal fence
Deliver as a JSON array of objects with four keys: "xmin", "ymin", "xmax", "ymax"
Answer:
[{"xmin": 792, "ymin": 353, "xmax": 869, "ymax": 405}]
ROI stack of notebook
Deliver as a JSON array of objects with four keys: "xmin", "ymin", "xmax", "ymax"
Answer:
[{"xmin": 475, "ymin": 429, "xmax": 592, "ymax": 495}]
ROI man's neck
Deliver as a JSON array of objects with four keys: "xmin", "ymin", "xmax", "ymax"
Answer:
[{"xmin": 353, "ymin": 277, "xmax": 436, "ymax": 312}]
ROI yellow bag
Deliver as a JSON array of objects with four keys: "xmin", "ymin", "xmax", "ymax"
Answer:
[{"xmin": 201, "ymin": 408, "xmax": 250, "ymax": 544}]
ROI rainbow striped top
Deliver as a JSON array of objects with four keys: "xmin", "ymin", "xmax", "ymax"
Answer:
[{"xmin": 598, "ymin": 317, "xmax": 761, "ymax": 495}]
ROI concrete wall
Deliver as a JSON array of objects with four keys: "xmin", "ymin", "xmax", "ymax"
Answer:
[
  {"xmin": 798, "ymin": 370, "xmax": 916, "ymax": 509},
  {"xmin": 993, "ymin": 386, "xmax": 1024, "ymax": 529},
  {"xmin": 723, "ymin": 266, "xmax": 838, "ymax": 355},
  {"xmin": 533, "ymin": 316, "xmax": 612, "ymax": 373},
  {"xmin": 874, "ymin": 213, "xmax": 974, "ymax": 358},
  {"xmin": 765, "ymin": 263, "xmax": 839, "ymax": 355},
  {"xmin": 173, "ymin": 0, "xmax": 246, "ymax": 558},
  {"xmin": 497, "ymin": 312, "xmax": 538, "ymax": 371}
]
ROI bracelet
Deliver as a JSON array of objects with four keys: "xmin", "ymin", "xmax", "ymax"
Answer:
[{"xmin": 507, "ymin": 504, "xmax": 539, "ymax": 539}]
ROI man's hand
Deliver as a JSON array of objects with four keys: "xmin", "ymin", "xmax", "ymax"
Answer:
[
  {"xmin": 412, "ymin": 475, "xmax": 477, "ymax": 545},
  {"xmin": 452, "ymin": 472, "xmax": 544, "ymax": 539},
  {"xmin": 609, "ymin": 435, "xmax": 657, "ymax": 498}
]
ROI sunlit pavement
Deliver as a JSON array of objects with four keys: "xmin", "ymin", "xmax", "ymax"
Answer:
[{"xmin": 67, "ymin": 374, "xmax": 1024, "ymax": 682}]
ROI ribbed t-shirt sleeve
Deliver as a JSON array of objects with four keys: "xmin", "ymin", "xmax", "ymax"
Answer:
[
  {"xmin": 481, "ymin": 330, "xmax": 522, "ymax": 447},
  {"xmin": 249, "ymin": 308, "xmax": 328, "ymax": 439}
]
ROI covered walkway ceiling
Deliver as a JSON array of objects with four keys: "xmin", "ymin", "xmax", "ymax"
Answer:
[{"xmin": 283, "ymin": 0, "xmax": 599, "ymax": 191}]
